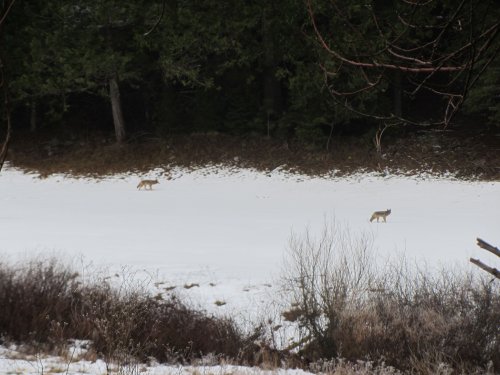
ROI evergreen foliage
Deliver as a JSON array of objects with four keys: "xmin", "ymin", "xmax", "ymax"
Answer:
[{"xmin": 1, "ymin": 0, "xmax": 499, "ymax": 144}]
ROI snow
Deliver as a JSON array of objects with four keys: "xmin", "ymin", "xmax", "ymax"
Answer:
[
  {"xmin": 0, "ymin": 342, "xmax": 315, "ymax": 375},
  {"xmin": 0, "ymin": 165, "xmax": 499, "ymax": 318},
  {"xmin": 0, "ymin": 165, "xmax": 499, "ymax": 374}
]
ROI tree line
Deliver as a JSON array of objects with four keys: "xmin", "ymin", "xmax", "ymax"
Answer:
[{"xmin": 1, "ymin": 0, "xmax": 499, "ymax": 147}]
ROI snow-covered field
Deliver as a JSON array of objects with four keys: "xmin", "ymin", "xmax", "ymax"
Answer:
[
  {"xmin": 0, "ymin": 165, "xmax": 499, "ymax": 318},
  {"xmin": 0, "ymin": 165, "xmax": 499, "ymax": 374}
]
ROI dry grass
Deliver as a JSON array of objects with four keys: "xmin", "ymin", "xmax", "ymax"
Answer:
[
  {"xmin": 7, "ymin": 131, "xmax": 500, "ymax": 180},
  {"xmin": 0, "ymin": 258, "xmax": 252, "ymax": 365},
  {"xmin": 281, "ymin": 222, "xmax": 500, "ymax": 373},
  {"xmin": 0, "ymin": 244, "xmax": 496, "ymax": 373}
]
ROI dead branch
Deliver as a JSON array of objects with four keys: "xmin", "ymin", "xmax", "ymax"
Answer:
[
  {"xmin": 143, "ymin": 0, "xmax": 165, "ymax": 36},
  {"xmin": 306, "ymin": 0, "xmax": 500, "ymax": 128},
  {"xmin": 476, "ymin": 238, "xmax": 500, "ymax": 258},
  {"xmin": 470, "ymin": 238, "xmax": 500, "ymax": 280},
  {"xmin": 373, "ymin": 122, "xmax": 394, "ymax": 155},
  {"xmin": 470, "ymin": 258, "xmax": 500, "ymax": 280},
  {"xmin": 306, "ymin": 0, "xmax": 485, "ymax": 73},
  {"xmin": 0, "ymin": 0, "xmax": 15, "ymax": 26}
]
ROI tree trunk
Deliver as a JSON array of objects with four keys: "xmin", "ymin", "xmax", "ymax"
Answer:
[
  {"xmin": 0, "ymin": 49, "xmax": 12, "ymax": 172},
  {"xmin": 109, "ymin": 75, "xmax": 126, "ymax": 143},
  {"xmin": 0, "ymin": 80, "xmax": 12, "ymax": 173}
]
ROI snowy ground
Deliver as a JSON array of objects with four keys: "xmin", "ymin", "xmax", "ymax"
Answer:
[
  {"xmin": 0, "ymin": 164, "xmax": 499, "ymax": 320},
  {"xmin": 0, "ymin": 165, "xmax": 499, "ymax": 374},
  {"xmin": 0, "ymin": 341, "xmax": 316, "ymax": 375}
]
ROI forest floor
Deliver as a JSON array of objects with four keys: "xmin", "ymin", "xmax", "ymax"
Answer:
[{"xmin": 6, "ymin": 125, "xmax": 500, "ymax": 180}]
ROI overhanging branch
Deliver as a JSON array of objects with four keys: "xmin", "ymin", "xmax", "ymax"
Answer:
[{"xmin": 306, "ymin": 0, "xmax": 500, "ymax": 126}]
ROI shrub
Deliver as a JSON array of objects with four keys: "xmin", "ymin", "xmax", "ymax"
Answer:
[
  {"xmin": 0, "ymin": 258, "xmax": 251, "ymax": 364},
  {"xmin": 281, "ymin": 222, "xmax": 500, "ymax": 372},
  {"xmin": 0, "ymin": 258, "xmax": 80, "ymax": 346}
]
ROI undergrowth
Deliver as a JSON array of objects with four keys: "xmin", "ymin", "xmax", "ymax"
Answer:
[
  {"xmin": 0, "ymin": 244, "xmax": 498, "ymax": 374},
  {"xmin": 0, "ymin": 258, "xmax": 255, "ymax": 364},
  {"xmin": 7, "ymin": 132, "xmax": 499, "ymax": 180}
]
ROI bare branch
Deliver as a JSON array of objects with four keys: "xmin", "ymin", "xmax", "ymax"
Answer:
[
  {"xmin": 306, "ymin": 0, "xmax": 500, "ymax": 127},
  {"xmin": 470, "ymin": 258, "xmax": 500, "ymax": 280},
  {"xmin": 144, "ymin": 0, "xmax": 166, "ymax": 37},
  {"xmin": 477, "ymin": 238, "xmax": 500, "ymax": 258},
  {"xmin": 0, "ymin": 0, "xmax": 16, "ymax": 26},
  {"xmin": 306, "ymin": 0, "xmax": 471, "ymax": 73},
  {"xmin": 321, "ymin": 64, "xmax": 383, "ymax": 96},
  {"xmin": 387, "ymin": 48, "xmax": 432, "ymax": 66}
]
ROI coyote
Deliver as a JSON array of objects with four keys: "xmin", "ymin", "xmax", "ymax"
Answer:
[
  {"xmin": 370, "ymin": 209, "xmax": 391, "ymax": 223},
  {"xmin": 137, "ymin": 179, "xmax": 159, "ymax": 190}
]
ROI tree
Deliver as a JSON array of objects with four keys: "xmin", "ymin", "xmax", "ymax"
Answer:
[
  {"xmin": 462, "ymin": 56, "xmax": 500, "ymax": 126},
  {"xmin": 148, "ymin": 0, "xmax": 317, "ymax": 137},
  {"xmin": 306, "ymin": 0, "xmax": 500, "ymax": 131},
  {"xmin": 0, "ymin": 0, "xmax": 16, "ymax": 172},
  {"xmin": 4, "ymin": 0, "xmax": 157, "ymax": 143}
]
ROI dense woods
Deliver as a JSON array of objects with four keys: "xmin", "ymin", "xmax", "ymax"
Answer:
[{"xmin": 1, "ymin": 0, "xmax": 499, "ymax": 153}]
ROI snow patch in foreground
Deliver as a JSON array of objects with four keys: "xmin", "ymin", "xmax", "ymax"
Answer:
[{"xmin": 0, "ymin": 343, "xmax": 314, "ymax": 375}]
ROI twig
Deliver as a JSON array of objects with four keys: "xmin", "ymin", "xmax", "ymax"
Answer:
[{"xmin": 65, "ymin": 344, "xmax": 77, "ymax": 375}]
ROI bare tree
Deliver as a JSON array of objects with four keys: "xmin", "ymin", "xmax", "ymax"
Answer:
[
  {"xmin": 281, "ymin": 221, "xmax": 376, "ymax": 358},
  {"xmin": 306, "ymin": 0, "xmax": 500, "ymax": 129}
]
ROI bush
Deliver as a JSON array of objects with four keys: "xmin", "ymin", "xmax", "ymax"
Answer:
[
  {"xmin": 281, "ymin": 222, "xmax": 500, "ymax": 373},
  {"xmin": 0, "ymin": 258, "xmax": 251, "ymax": 364},
  {"xmin": 0, "ymin": 258, "xmax": 80, "ymax": 345}
]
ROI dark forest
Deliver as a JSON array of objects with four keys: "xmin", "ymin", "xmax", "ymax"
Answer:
[{"xmin": 1, "ymin": 0, "xmax": 499, "ymax": 177}]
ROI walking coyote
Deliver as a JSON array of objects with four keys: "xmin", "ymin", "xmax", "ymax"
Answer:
[
  {"xmin": 137, "ymin": 179, "xmax": 159, "ymax": 190},
  {"xmin": 370, "ymin": 209, "xmax": 391, "ymax": 223}
]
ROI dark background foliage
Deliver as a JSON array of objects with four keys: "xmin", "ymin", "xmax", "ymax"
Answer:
[{"xmin": 1, "ymin": 0, "xmax": 498, "ymax": 150}]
